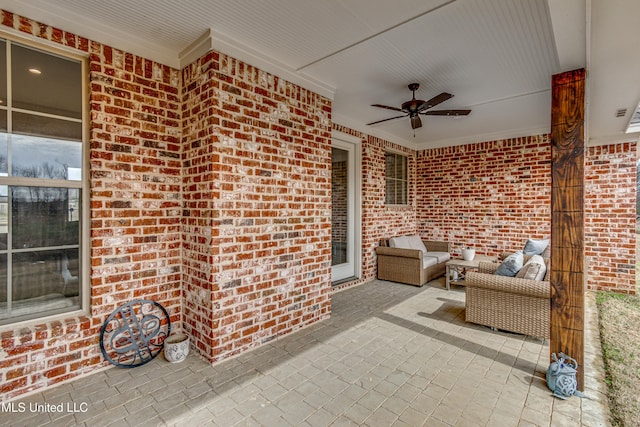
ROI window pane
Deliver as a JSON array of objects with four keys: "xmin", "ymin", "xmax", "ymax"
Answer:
[
  {"xmin": 399, "ymin": 155, "xmax": 407, "ymax": 178},
  {"xmin": 11, "ymin": 44, "xmax": 82, "ymax": 118},
  {"xmin": 331, "ymin": 148, "xmax": 348, "ymax": 266},
  {"xmin": 68, "ymin": 188, "xmax": 80, "ymax": 221},
  {"xmin": 0, "ymin": 254, "xmax": 6, "ymax": 306},
  {"xmin": 386, "ymin": 180, "xmax": 394, "ymax": 205},
  {"xmin": 386, "ymin": 153, "xmax": 395, "ymax": 177},
  {"xmin": 12, "ymin": 186, "xmax": 80, "ymax": 249},
  {"xmin": 0, "ymin": 39, "xmax": 84, "ymax": 325},
  {"xmin": 0, "ymin": 185, "xmax": 6, "ymax": 249},
  {"xmin": 0, "ymin": 39, "xmax": 5, "ymax": 106},
  {"xmin": 399, "ymin": 180, "xmax": 407, "ymax": 204},
  {"xmin": 385, "ymin": 152, "xmax": 409, "ymax": 205},
  {"xmin": 11, "ymin": 134, "xmax": 81, "ymax": 180},
  {"xmin": 0, "ymin": 133, "xmax": 7, "ymax": 174},
  {"xmin": 0, "ymin": 249, "xmax": 80, "ymax": 322},
  {"xmin": 13, "ymin": 112, "xmax": 82, "ymax": 141}
]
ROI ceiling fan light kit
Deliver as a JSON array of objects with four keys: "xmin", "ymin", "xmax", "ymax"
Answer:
[{"xmin": 368, "ymin": 83, "xmax": 471, "ymax": 131}]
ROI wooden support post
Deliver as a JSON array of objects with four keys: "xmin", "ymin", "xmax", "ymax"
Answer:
[{"xmin": 550, "ymin": 68, "xmax": 586, "ymax": 389}]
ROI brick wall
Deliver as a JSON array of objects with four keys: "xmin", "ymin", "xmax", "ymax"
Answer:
[
  {"xmin": 331, "ymin": 130, "xmax": 636, "ymax": 295},
  {"xmin": 90, "ymin": 41, "xmax": 182, "ymax": 321},
  {"xmin": 180, "ymin": 51, "xmax": 219, "ymax": 360},
  {"xmin": 181, "ymin": 52, "xmax": 333, "ymax": 362},
  {"xmin": 0, "ymin": 9, "xmax": 332, "ymax": 402},
  {"xmin": 0, "ymin": 10, "xmax": 182, "ymax": 400},
  {"xmin": 585, "ymin": 142, "xmax": 637, "ymax": 294},
  {"xmin": 416, "ymin": 135, "xmax": 552, "ymax": 256}
]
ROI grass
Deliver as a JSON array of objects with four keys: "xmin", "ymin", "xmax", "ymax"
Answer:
[{"xmin": 597, "ymin": 291, "xmax": 640, "ymax": 426}]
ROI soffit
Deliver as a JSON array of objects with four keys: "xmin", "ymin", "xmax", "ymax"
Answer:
[{"xmin": 1, "ymin": 1, "xmax": 636, "ymax": 148}]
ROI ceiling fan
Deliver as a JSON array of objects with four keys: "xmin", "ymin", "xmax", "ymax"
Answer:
[{"xmin": 367, "ymin": 83, "xmax": 471, "ymax": 130}]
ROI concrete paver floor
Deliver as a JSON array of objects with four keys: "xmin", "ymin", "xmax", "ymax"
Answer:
[{"xmin": 2, "ymin": 279, "xmax": 610, "ymax": 426}]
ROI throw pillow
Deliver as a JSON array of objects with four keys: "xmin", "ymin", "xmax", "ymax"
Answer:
[
  {"xmin": 389, "ymin": 235, "xmax": 428, "ymax": 254},
  {"xmin": 516, "ymin": 255, "xmax": 547, "ymax": 281},
  {"xmin": 389, "ymin": 236, "xmax": 409, "ymax": 249},
  {"xmin": 523, "ymin": 238, "xmax": 550, "ymax": 256},
  {"xmin": 494, "ymin": 251, "xmax": 524, "ymax": 277},
  {"xmin": 406, "ymin": 235, "xmax": 428, "ymax": 253}
]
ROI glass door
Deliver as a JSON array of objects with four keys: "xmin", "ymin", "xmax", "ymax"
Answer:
[{"xmin": 331, "ymin": 138, "xmax": 359, "ymax": 283}]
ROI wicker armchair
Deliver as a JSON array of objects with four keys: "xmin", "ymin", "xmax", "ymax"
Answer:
[
  {"xmin": 464, "ymin": 257, "xmax": 550, "ymax": 339},
  {"xmin": 376, "ymin": 239, "xmax": 451, "ymax": 287}
]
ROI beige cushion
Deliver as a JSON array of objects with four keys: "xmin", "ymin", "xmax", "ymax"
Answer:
[
  {"xmin": 516, "ymin": 254, "xmax": 547, "ymax": 281},
  {"xmin": 389, "ymin": 235, "xmax": 409, "ymax": 249},
  {"xmin": 424, "ymin": 252, "xmax": 450, "ymax": 263},
  {"xmin": 390, "ymin": 235, "xmax": 428, "ymax": 254},
  {"xmin": 422, "ymin": 256, "xmax": 438, "ymax": 269},
  {"xmin": 406, "ymin": 235, "xmax": 428, "ymax": 253}
]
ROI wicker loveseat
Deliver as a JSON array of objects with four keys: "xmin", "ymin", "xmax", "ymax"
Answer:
[
  {"xmin": 464, "ymin": 255, "xmax": 550, "ymax": 339},
  {"xmin": 376, "ymin": 236, "xmax": 451, "ymax": 287}
]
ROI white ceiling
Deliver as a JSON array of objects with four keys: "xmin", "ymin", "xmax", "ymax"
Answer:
[{"xmin": 2, "ymin": 0, "xmax": 639, "ymax": 149}]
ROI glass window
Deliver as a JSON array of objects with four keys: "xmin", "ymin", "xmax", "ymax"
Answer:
[
  {"xmin": 0, "ymin": 39, "xmax": 6, "ymax": 107},
  {"xmin": 11, "ymin": 134, "xmax": 81, "ymax": 179},
  {"xmin": 0, "ymin": 37, "xmax": 85, "ymax": 325},
  {"xmin": 385, "ymin": 151, "xmax": 409, "ymax": 205},
  {"xmin": 11, "ymin": 44, "xmax": 81, "ymax": 119}
]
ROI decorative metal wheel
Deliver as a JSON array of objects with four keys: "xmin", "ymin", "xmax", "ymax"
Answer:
[{"xmin": 99, "ymin": 299, "xmax": 171, "ymax": 368}]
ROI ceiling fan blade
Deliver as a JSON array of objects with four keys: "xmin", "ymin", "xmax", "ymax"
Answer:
[
  {"xmin": 410, "ymin": 115, "xmax": 422, "ymax": 129},
  {"xmin": 366, "ymin": 114, "xmax": 407, "ymax": 126},
  {"xmin": 422, "ymin": 109, "xmax": 471, "ymax": 116},
  {"xmin": 371, "ymin": 103, "xmax": 404, "ymax": 112},
  {"xmin": 417, "ymin": 92, "xmax": 453, "ymax": 112}
]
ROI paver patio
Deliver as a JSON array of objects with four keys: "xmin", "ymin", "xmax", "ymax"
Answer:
[{"xmin": 2, "ymin": 279, "xmax": 610, "ymax": 426}]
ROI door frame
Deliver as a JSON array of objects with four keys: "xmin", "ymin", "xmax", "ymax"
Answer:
[{"xmin": 331, "ymin": 130, "xmax": 362, "ymax": 284}]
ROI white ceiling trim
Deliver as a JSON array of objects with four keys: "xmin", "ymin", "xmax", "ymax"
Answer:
[
  {"xmin": 207, "ymin": 28, "xmax": 335, "ymax": 99},
  {"xmin": 332, "ymin": 130, "xmax": 363, "ymax": 145},
  {"xmin": 422, "ymin": 125, "xmax": 552, "ymax": 149},
  {"xmin": 334, "ymin": 109, "xmax": 552, "ymax": 150},
  {"xmin": 179, "ymin": 29, "xmax": 214, "ymax": 69},
  {"xmin": 332, "ymin": 113, "xmax": 417, "ymax": 150},
  {"xmin": 588, "ymin": 133, "xmax": 640, "ymax": 147}
]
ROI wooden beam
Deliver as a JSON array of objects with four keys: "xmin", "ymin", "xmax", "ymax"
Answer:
[{"xmin": 550, "ymin": 68, "xmax": 586, "ymax": 389}]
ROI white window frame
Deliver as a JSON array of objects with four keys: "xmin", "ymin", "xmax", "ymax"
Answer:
[
  {"xmin": 0, "ymin": 33, "xmax": 89, "ymax": 327},
  {"xmin": 385, "ymin": 150, "xmax": 409, "ymax": 206}
]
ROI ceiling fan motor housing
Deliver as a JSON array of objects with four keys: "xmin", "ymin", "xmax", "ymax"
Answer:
[
  {"xmin": 367, "ymin": 82, "xmax": 470, "ymax": 130},
  {"xmin": 403, "ymin": 83, "xmax": 422, "ymax": 112},
  {"xmin": 402, "ymin": 99, "xmax": 423, "ymax": 113}
]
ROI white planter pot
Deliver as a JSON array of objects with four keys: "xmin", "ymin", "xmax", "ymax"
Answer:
[
  {"xmin": 164, "ymin": 333, "xmax": 190, "ymax": 363},
  {"xmin": 461, "ymin": 248, "xmax": 476, "ymax": 261}
]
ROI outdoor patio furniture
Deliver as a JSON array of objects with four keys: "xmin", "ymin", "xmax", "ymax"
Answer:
[
  {"xmin": 376, "ymin": 236, "xmax": 451, "ymax": 286},
  {"xmin": 444, "ymin": 255, "xmax": 498, "ymax": 290},
  {"xmin": 464, "ymin": 255, "xmax": 550, "ymax": 339}
]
